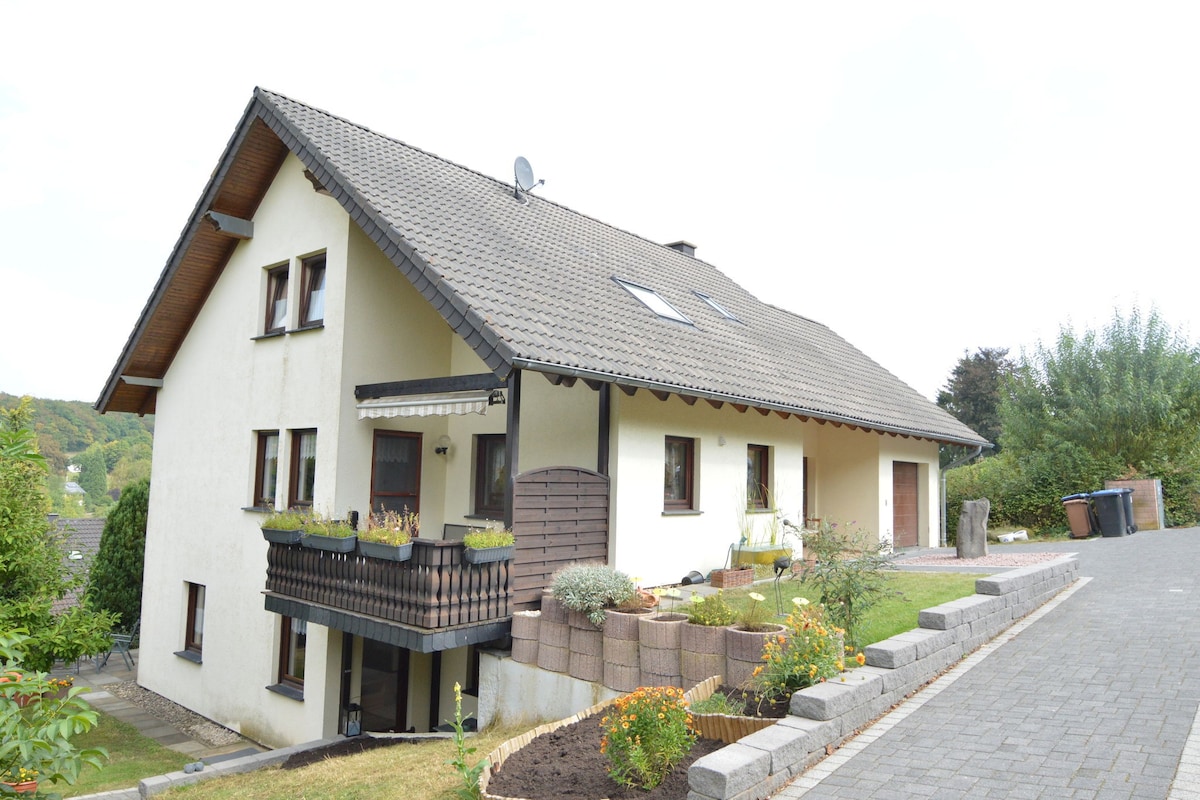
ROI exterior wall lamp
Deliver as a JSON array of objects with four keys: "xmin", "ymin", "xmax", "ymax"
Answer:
[{"xmin": 435, "ymin": 435, "xmax": 452, "ymax": 455}]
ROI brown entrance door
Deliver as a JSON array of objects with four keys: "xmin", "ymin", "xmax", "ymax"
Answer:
[
  {"xmin": 360, "ymin": 639, "xmax": 409, "ymax": 733},
  {"xmin": 893, "ymin": 461, "xmax": 919, "ymax": 549}
]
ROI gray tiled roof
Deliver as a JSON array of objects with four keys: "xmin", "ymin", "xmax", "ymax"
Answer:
[
  {"xmin": 51, "ymin": 517, "xmax": 105, "ymax": 613},
  {"xmin": 256, "ymin": 90, "xmax": 985, "ymax": 446}
]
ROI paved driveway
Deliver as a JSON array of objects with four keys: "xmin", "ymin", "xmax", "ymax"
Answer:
[{"xmin": 777, "ymin": 528, "xmax": 1200, "ymax": 799}]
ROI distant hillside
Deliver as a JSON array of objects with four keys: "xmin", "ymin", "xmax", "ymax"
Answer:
[{"xmin": 0, "ymin": 392, "xmax": 154, "ymax": 471}]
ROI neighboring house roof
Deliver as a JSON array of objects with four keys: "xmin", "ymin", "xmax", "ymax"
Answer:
[
  {"xmin": 97, "ymin": 88, "xmax": 987, "ymax": 447},
  {"xmin": 64, "ymin": 482, "xmax": 86, "ymax": 494},
  {"xmin": 51, "ymin": 517, "xmax": 105, "ymax": 614}
]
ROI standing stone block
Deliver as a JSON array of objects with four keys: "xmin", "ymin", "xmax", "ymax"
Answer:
[{"xmin": 957, "ymin": 498, "xmax": 990, "ymax": 558}]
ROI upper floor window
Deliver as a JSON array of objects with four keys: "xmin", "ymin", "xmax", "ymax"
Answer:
[
  {"xmin": 664, "ymin": 436, "xmax": 695, "ymax": 510},
  {"xmin": 747, "ymin": 444, "xmax": 770, "ymax": 509},
  {"xmin": 371, "ymin": 431, "xmax": 421, "ymax": 514},
  {"xmin": 289, "ymin": 429, "xmax": 317, "ymax": 508},
  {"xmin": 474, "ymin": 435, "xmax": 506, "ymax": 518},
  {"xmin": 300, "ymin": 255, "xmax": 326, "ymax": 328},
  {"xmin": 264, "ymin": 265, "xmax": 289, "ymax": 334},
  {"xmin": 254, "ymin": 431, "xmax": 280, "ymax": 509}
]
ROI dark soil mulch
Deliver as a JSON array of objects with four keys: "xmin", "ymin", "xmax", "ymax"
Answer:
[
  {"xmin": 280, "ymin": 735, "xmax": 420, "ymax": 769},
  {"xmin": 715, "ymin": 684, "xmax": 791, "ymax": 719},
  {"xmin": 486, "ymin": 713, "xmax": 725, "ymax": 800}
]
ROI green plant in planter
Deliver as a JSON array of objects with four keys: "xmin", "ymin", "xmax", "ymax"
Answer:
[
  {"xmin": 461, "ymin": 526, "xmax": 514, "ymax": 550},
  {"xmin": 0, "ymin": 632, "xmax": 107, "ymax": 790},
  {"xmin": 685, "ymin": 591, "xmax": 736, "ymax": 626},
  {"xmin": 551, "ymin": 563, "xmax": 636, "ymax": 627},
  {"xmin": 260, "ymin": 509, "xmax": 306, "ymax": 531},
  {"xmin": 752, "ymin": 598, "xmax": 861, "ymax": 701},
  {"xmin": 358, "ymin": 508, "xmax": 417, "ymax": 545},
  {"xmin": 299, "ymin": 510, "xmax": 356, "ymax": 539},
  {"xmin": 734, "ymin": 591, "xmax": 775, "ymax": 632},
  {"xmin": 688, "ymin": 691, "xmax": 744, "ymax": 716}
]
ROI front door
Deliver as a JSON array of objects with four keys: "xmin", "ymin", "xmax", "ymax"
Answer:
[
  {"xmin": 360, "ymin": 639, "xmax": 409, "ymax": 733},
  {"xmin": 893, "ymin": 461, "xmax": 919, "ymax": 548}
]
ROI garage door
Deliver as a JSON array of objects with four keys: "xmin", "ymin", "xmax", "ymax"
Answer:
[{"xmin": 893, "ymin": 461, "xmax": 918, "ymax": 548}]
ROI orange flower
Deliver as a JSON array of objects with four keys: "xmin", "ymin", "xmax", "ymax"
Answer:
[{"xmin": 855, "ymin": 653, "xmax": 866, "ymax": 666}]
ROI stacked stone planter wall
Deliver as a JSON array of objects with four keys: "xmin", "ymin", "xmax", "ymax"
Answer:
[
  {"xmin": 535, "ymin": 595, "xmax": 570, "ymax": 673},
  {"xmin": 687, "ymin": 556, "xmax": 1079, "ymax": 800},
  {"xmin": 680, "ymin": 623, "xmax": 729, "ymax": 688},
  {"xmin": 602, "ymin": 609, "xmax": 646, "ymax": 692},
  {"xmin": 510, "ymin": 611, "xmax": 540, "ymax": 665},
  {"xmin": 567, "ymin": 611, "xmax": 604, "ymax": 682},
  {"xmin": 638, "ymin": 613, "xmax": 687, "ymax": 687}
]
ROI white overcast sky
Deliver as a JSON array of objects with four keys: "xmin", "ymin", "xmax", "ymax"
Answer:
[{"xmin": 2, "ymin": 2, "xmax": 1197, "ymax": 405}]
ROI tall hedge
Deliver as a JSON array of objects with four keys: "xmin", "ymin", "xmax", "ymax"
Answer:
[{"xmin": 87, "ymin": 479, "xmax": 149, "ymax": 629}]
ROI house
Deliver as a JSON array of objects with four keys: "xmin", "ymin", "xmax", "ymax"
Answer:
[
  {"xmin": 96, "ymin": 88, "xmax": 986, "ymax": 747},
  {"xmin": 49, "ymin": 515, "xmax": 105, "ymax": 614}
]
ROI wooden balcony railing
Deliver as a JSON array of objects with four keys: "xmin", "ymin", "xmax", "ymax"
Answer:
[{"xmin": 265, "ymin": 539, "xmax": 513, "ymax": 630}]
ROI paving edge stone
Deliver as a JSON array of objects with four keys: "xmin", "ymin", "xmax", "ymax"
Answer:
[{"xmin": 139, "ymin": 738, "xmax": 339, "ymax": 797}]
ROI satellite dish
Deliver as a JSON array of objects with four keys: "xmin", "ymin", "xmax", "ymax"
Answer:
[{"xmin": 513, "ymin": 156, "xmax": 545, "ymax": 199}]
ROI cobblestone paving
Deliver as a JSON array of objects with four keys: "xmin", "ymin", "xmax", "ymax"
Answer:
[{"xmin": 777, "ymin": 529, "xmax": 1200, "ymax": 799}]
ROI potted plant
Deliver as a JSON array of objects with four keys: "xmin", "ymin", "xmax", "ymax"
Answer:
[
  {"xmin": 709, "ymin": 565, "xmax": 754, "ymax": 589},
  {"xmin": 681, "ymin": 591, "xmax": 737, "ymax": 686},
  {"xmin": 357, "ymin": 509, "xmax": 416, "ymax": 562},
  {"xmin": 549, "ymin": 563, "xmax": 636, "ymax": 627},
  {"xmin": 725, "ymin": 591, "xmax": 787, "ymax": 686},
  {"xmin": 299, "ymin": 512, "xmax": 357, "ymax": 553},
  {"xmin": 260, "ymin": 509, "xmax": 307, "ymax": 544},
  {"xmin": 0, "ymin": 633, "xmax": 107, "ymax": 793},
  {"xmin": 462, "ymin": 524, "xmax": 516, "ymax": 565}
]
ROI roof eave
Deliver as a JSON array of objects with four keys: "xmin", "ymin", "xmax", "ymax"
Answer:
[{"xmin": 510, "ymin": 357, "xmax": 990, "ymax": 448}]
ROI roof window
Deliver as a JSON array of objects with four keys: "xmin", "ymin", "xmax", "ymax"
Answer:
[
  {"xmin": 694, "ymin": 291, "xmax": 741, "ymax": 322},
  {"xmin": 614, "ymin": 279, "xmax": 692, "ymax": 324}
]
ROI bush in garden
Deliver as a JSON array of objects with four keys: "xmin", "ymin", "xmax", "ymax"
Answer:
[
  {"xmin": 684, "ymin": 591, "xmax": 736, "ymax": 626},
  {"xmin": 753, "ymin": 598, "xmax": 861, "ymax": 702},
  {"xmin": 801, "ymin": 521, "xmax": 897, "ymax": 650},
  {"xmin": 599, "ymin": 686, "xmax": 696, "ymax": 790}
]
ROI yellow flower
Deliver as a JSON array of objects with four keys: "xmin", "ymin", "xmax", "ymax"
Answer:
[{"xmin": 855, "ymin": 653, "xmax": 866, "ymax": 666}]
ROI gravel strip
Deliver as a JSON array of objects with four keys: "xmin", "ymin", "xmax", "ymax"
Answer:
[
  {"xmin": 896, "ymin": 552, "xmax": 1066, "ymax": 567},
  {"xmin": 106, "ymin": 681, "xmax": 245, "ymax": 747}
]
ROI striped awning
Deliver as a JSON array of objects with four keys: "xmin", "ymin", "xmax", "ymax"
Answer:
[{"xmin": 356, "ymin": 390, "xmax": 493, "ymax": 419}]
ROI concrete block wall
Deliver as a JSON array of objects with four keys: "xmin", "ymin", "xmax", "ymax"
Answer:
[{"xmin": 687, "ymin": 555, "xmax": 1079, "ymax": 800}]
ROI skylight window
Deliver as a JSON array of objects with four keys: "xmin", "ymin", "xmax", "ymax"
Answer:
[
  {"xmin": 614, "ymin": 278, "xmax": 692, "ymax": 324},
  {"xmin": 694, "ymin": 291, "xmax": 741, "ymax": 322}
]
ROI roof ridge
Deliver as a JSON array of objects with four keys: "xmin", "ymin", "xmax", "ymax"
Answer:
[{"xmin": 254, "ymin": 87, "xmax": 727, "ymax": 275}]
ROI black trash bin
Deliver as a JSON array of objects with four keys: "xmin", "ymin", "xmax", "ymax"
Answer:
[
  {"xmin": 1091, "ymin": 489, "xmax": 1129, "ymax": 537},
  {"xmin": 1117, "ymin": 487, "xmax": 1137, "ymax": 533}
]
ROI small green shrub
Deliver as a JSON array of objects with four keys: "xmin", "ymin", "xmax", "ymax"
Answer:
[
  {"xmin": 551, "ymin": 563, "xmax": 636, "ymax": 627},
  {"xmin": 802, "ymin": 521, "xmax": 898, "ymax": 649},
  {"xmin": 260, "ymin": 509, "xmax": 307, "ymax": 530},
  {"xmin": 600, "ymin": 686, "xmax": 696, "ymax": 790},
  {"xmin": 684, "ymin": 592, "xmax": 736, "ymax": 627},
  {"xmin": 733, "ymin": 591, "xmax": 775, "ymax": 632}
]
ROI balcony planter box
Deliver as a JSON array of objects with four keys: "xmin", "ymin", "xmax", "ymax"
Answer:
[
  {"xmin": 709, "ymin": 567, "xmax": 753, "ymax": 589},
  {"xmin": 463, "ymin": 544, "xmax": 514, "ymax": 564},
  {"xmin": 357, "ymin": 540, "xmax": 413, "ymax": 562},
  {"xmin": 261, "ymin": 527, "xmax": 303, "ymax": 545},
  {"xmin": 301, "ymin": 533, "xmax": 358, "ymax": 553}
]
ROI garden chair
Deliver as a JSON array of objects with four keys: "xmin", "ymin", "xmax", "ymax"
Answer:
[{"xmin": 98, "ymin": 618, "xmax": 139, "ymax": 671}]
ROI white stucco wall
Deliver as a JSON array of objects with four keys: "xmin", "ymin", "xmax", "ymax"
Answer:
[
  {"xmin": 141, "ymin": 155, "xmax": 350, "ymax": 746},
  {"xmin": 608, "ymin": 391, "xmax": 807, "ymax": 587}
]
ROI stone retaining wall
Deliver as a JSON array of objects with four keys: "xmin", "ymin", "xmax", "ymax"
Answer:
[{"xmin": 686, "ymin": 555, "xmax": 1078, "ymax": 800}]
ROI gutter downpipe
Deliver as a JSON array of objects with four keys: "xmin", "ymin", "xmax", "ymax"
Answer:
[{"xmin": 940, "ymin": 445, "xmax": 985, "ymax": 547}]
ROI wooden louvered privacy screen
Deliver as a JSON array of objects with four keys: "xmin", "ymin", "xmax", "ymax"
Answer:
[{"xmin": 511, "ymin": 467, "xmax": 610, "ymax": 610}]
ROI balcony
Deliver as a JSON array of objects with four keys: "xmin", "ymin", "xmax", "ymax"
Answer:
[{"xmin": 263, "ymin": 538, "xmax": 513, "ymax": 653}]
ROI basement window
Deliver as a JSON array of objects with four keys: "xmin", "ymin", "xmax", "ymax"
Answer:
[{"xmin": 614, "ymin": 278, "xmax": 691, "ymax": 324}]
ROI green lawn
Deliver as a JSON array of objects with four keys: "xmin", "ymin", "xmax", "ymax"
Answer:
[
  {"xmin": 57, "ymin": 710, "xmax": 191, "ymax": 797},
  {"xmin": 700, "ymin": 570, "xmax": 983, "ymax": 648}
]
